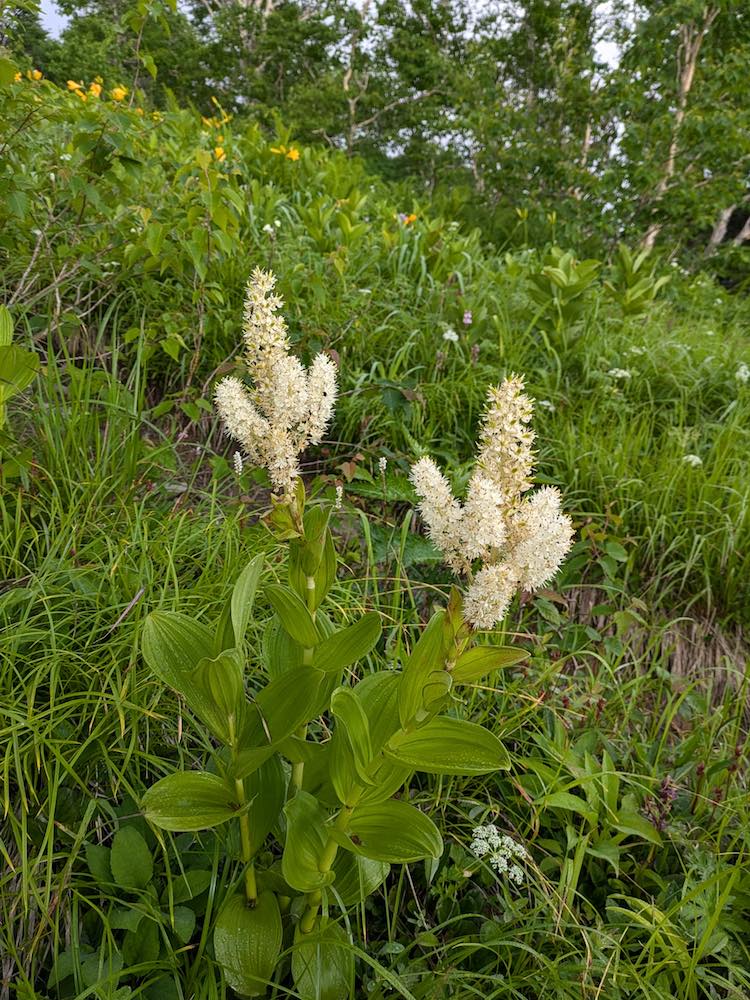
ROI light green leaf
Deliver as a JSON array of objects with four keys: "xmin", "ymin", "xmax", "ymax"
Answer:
[
  {"xmin": 0, "ymin": 306, "xmax": 13, "ymax": 347},
  {"xmin": 266, "ymin": 584, "xmax": 320, "ymax": 647},
  {"xmin": 337, "ymin": 800, "xmax": 443, "ymax": 863},
  {"xmin": 312, "ymin": 612, "xmax": 382, "ymax": 673},
  {"xmin": 282, "ymin": 791, "xmax": 335, "ymax": 892},
  {"xmin": 385, "ymin": 716, "xmax": 510, "ymax": 775},
  {"xmin": 142, "ymin": 772, "xmax": 239, "ymax": 831},
  {"xmin": 452, "ymin": 645, "xmax": 528, "ymax": 684},
  {"xmin": 142, "ymin": 611, "xmax": 215, "ymax": 706},
  {"xmin": 214, "ymin": 891, "xmax": 282, "ymax": 997},
  {"xmin": 398, "ymin": 610, "xmax": 449, "ymax": 728}
]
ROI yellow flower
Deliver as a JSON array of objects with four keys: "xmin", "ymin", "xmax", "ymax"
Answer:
[
  {"xmin": 405, "ymin": 213, "xmax": 417, "ymax": 224},
  {"xmin": 67, "ymin": 80, "xmax": 84, "ymax": 92},
  {"xmin": 31, "ymin": 69, "xmax": 43, "ymax": 80},
  {"xmin": 88, "ymin": 81, "xmax": 102, "ymax": 98},
  {"xmin": 286, "ymin": 147, "xmax": 300, "ymax": 161},
  {"xmin": 214, "ymin": 146, "xmax": 226, "ymax": 162},
  {"xmin": 14, "ymin": 72, "xmax": 22, "ymax": 82},
  {"xmin": 135, "ymin": 107, "xmax": 144, "ymax": 116},
  {"xmin": 111, "ymin": 86, "xmax": 128, "ymax": 102}
]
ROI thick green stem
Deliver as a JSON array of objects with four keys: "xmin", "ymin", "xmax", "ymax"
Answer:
[
  {"xmin": 234, "ymin": 777, "xmax": 258, "ymax": 906},
  {"xmin": 291, "ymin": 576, "xmax": 318, "ymax": 793}
]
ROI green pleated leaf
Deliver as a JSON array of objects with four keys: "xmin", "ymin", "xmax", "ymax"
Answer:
[
  {"xmin": 142, "ymin": 611, "xmax": 215, "ymax": 708},
  {"xmin": 193, "ymin": 648, "xmax": 246, "ymax": 744},
  {"xmin": 398, "ymin": 611, "xmax": 450, "ymax": 728},
  {"xmin": 292, "ymin": 922, "xmax": 354, "ymax": 1000},
  {"xmin": 331, "ymin": 851, "xmax": 390, "ymax": 906},
  {"xmin": 142, "ymin": 772, "xmax": 238, "ymax": 831},
  {"xmin": 214, "ymin": 891, "xmax": 282, "ymax": 997},
  {"xmin": 235, "ymin": 668, "xmax": 325, "ymax": 778},
  {"xmin": 110, "ymin": 827, "xmax": 153, "ymax": 890},
  {"xmin": 336, "ymin": 799, "xmax": 443, "ymax": 863},
  {"xmin": 244, "ymin": 755, "xmax": 286, "ymax": 856},
  {"xmin": 312, "ymin": 612, "xmax": 382, "ymax": 673},
  {"xmin": 385, "ymin": 716, "xmax": 510, "ymax": 775},
  {"xmin": 266, "ymin": 584, "xmax": 320, "ymax": 647},
  {"xmin": 452, "ymin": 645, "xmax": 528, "ymax": 684},
  {"xmin": 282, "ymin": 791, "xmax": 335, "ymax": 893}
]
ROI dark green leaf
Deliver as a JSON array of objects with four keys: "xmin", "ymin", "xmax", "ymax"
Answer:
[
  {"xmin": 111, "ymin": 827, "xmax": 153, "ymax": 890},
  {"xmin": 292, "ymin": 921, "xmax": 353, "ymax": 1000}
]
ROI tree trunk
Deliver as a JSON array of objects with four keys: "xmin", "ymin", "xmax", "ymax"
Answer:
[{"xmin": 641, "ymin": 5, "xmax": 719, "ymax": 250}]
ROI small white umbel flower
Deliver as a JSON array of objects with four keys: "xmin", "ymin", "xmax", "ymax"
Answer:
[
  {"xmin": 410, "ymin": 376, "xmax": 573, "ymax": 629},
  {"xmin": 215, "ymin": 268, "xmax": 338, "ymax": 495},
  {"xmin": 470, "ymin": 825, "xmax": 528, "ymax": 886}
]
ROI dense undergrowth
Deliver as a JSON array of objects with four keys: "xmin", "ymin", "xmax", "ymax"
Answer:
[{"xmin": 1, "ymin": 73, "xmax": 750, "ymax": 999}]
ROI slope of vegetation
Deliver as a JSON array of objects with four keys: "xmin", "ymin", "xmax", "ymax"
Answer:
[{"xmin": 1, "ymin": 31, "xmax": 749, "ymax": 1000}]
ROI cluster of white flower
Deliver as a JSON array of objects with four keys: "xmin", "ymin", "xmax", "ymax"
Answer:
[
  {"xmin": 607, "ymin": 368, "xmax": 632, "ymax": 380},
  {"xmin": 683, "ymin": 453, "xmax": 703, "ymax": 468},
  {"xmin": 410, "ymin": 376, "xmax": 573, "ymax": 629},
  {"xmin": 214, "ymin": 268, "xmax": 338, "ymax": 495},
  {"xmin": 736, "ymin": 362, "xmax": 750, "ymax": 385},
  {"xmin": 469, "ymin": 825, "xmax": 527, "ymax": 885}
]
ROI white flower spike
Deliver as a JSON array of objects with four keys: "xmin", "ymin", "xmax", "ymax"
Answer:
[
  {"xmin": 410, "ymin": 376, "xmax": 573, "ymax": 630},
  {"xmin": 215, "ymin": 268, "xmax": 338, "ymax": 495}
]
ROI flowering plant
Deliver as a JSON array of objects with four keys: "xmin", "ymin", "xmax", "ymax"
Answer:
[{"xmin": 139, "ymin": 270, "xmax": 572, "ymax": 997}]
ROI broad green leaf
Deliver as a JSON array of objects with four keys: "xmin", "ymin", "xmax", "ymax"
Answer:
[
  {"xmin": 0, "ymin": 306, "xmax": 12, "ymax": 347},
  {"xmin": 385, "ymin": 716, "xmax": 510, "ymax": 775},
  {"xmin": 282, "ymin": 791, "xmax": 335, "ymax": 892},
  {"xmin": 398, "ymin": 611, "xmax": 449, "ymax": 728},
  {"xmin": 292, "ymin": 921, "xmax": 353, "ymax": 1000},
  {"xmin": 163, "ymin": 868, "xmax": 212, "ymax": 905},
  {"xmin": 289, "ymin": 524, "xmax": 337, "ymax": 610},
  {"xmin": 452, "ymin": 645, "xmax": 528, "ymax": 684},
  {"xmin": 193, "ymin": 648, "xmax": 246, "ymax": 744},
  {"xmin": 331, "ymin": 851, "xmax": 390, "ymax": 906},
  {"xmin": 171, "ymin": 906, "xmax": 196, "ymax": 944},
  {"xmin": 237, "ymin": 667, "xmax": 325, "ymax": 776},
  {"xmin": 85, "ymin": 843, "xmax": 112, "ymax": 885},
  {"xmin": 214, "ymin": 891, "xmax": 282, "ymax": 997},
  {"xmin": 262, "ymin": 616, "xmax": 304, "ymax": 678},
  {"xmin": 123, "ymin": 917, "xmax": 160, "ymax": 965},
  {"xmin": 110, "ymin": 827, "xmax": 153, "ymax": 890},
  {"xmin": 109, "ymin": 907, "xmax": 144, "ymax": 933},
  {"xmin": 0, "ymin": 344, "xmax": 39, "ymax": 402},
  {"xmin": 244, "ymin": 754, "xmax": 286, "ymax": 856},
  {"xmin": 312, "ymin": 612, "xmax": 382, "ymax": 673},
  {"xmin": 142, "ymin": 611, "xmax": 215, "ymax": 709},
  {"xmin": 266, "ymin": 584, "xmax": 320, "ymax": 647},
  {"xmin": 142, "ymin": 772, "xmax": 239, "ymax": 831},
  {"xmin": 613, "ymin": 811, "xmax": 662, "ymax": 845},
  {"xmin": 337, "ymin": 800, "xmax": 443, "ymax": 863},
  {"xmin": 330, "ymin": 687, "xmax": 373, "ymax": 775}
]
